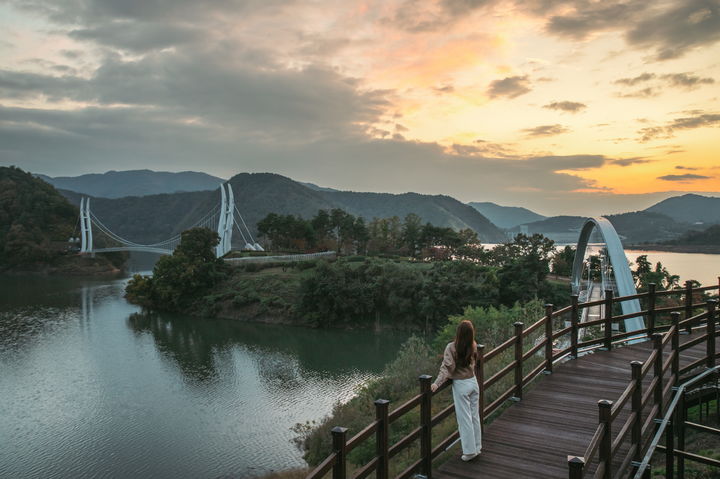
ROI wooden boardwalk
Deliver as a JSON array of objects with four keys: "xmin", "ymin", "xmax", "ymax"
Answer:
[{"xmin": 435, "ymin": 334, "xmax": 719, "ymax": 479}]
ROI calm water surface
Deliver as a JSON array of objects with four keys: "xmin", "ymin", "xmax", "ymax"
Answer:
[
  {"xmin": 623, "ymin": 250, "xmax": 719, "ymax": 287},
  {"xmin": 0, "ymin": 274, "xmax": 408, "ymax": 478}
]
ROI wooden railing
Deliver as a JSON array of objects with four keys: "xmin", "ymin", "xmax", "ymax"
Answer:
[
  {"xmin": 306, "ymin": 278, "xmax": 720, "ymax": 479},
  {"xmin": 567, "ymin": 294, "xmax": 720, "ymax": 478}
]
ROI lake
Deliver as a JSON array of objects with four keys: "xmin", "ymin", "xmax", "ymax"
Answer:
[
  {"xmin": 0, "ymin": 248, "xmax": 716, "ymax": 478},
  {"xmin": 0, "ymin": 273, "xmax": 408, "ymax": 478}
]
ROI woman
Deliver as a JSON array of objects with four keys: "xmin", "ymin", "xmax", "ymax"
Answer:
[{"xmin": 430, "ymin": 320, "xmax": 482, "ymax": 461}]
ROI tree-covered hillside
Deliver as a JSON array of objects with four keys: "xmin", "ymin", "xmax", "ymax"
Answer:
[
  {"xmin": 664, "ymin": 224, "xmax": 720, "ymax": 245},
  {"xmin": 59, "ymin": 172, "xmax": 505, "ymax": 244},
  {"xmin": 0, "ymin": 166, "xmax": 77, "ymax": 267}
]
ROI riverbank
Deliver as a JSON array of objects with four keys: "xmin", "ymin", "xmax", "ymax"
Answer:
[
  {"xmin": 129, "ymin": 256, "xmax": 571, "ymax": 332},
  {"xmin": 627, "ymin": 244, "xmax": 720, "ymax": 254},
  {"xmin": 0, "ymin": 253, "xmax": 125, "ymax": 276}
]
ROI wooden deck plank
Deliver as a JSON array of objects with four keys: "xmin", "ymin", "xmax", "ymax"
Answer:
[{"xmin": 434, "ymin": 334, "xmax": 719, "ymax": 479}]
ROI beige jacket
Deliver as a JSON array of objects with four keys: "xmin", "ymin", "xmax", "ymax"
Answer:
[{"xmin": 433, "ymin": 341, "xmax": 477, "ymax": 387}]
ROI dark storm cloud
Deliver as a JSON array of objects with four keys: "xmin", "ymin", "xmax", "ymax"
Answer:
[
  {"xmin": 542, "ymin": 101, "xmax": 587, "ymax": 113},
  {"xmin": 657, "ymin": 174, "xmax": 711, "ymax": 181},
  {"xmin": 487, "ymin": 75, "xmax": 531, "ymax": 99},
  {"xmin": 521, "ymin": 124, "xmax": 569, "ymax": 137}
]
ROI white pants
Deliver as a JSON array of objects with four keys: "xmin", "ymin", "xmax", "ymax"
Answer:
[{"xmin": 452, "ymin": 377, "xmax": 482, "ymax": 455}]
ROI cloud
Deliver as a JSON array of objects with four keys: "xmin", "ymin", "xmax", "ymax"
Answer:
[
  {"xmin": 610, "ymin": 157, "xmax": 653, "ymax": 167},
  {"xmin": 546, "ymin": 2, "xmax": 647, "ymax": 40},
  {"xmin": 661, "ymin": 73, "xmax": 715, "ymax": 89},
  {"xmin": 657, "ymin": 174, "xmax": 712, "ymax": 181},
  {"xmin": 487, "ymin": 75, "xmax": 531, "ymax": 99},
  {"xmin": 616, "ymin": 87, "xmax": 659, "ymax": 98},
  {"xmin": 675, "ymin": 165, "xmax": 698, "ymax": 170},
  {"xmin": 626, "ymin": 0, "xmax": 720, "ymax": 60},
  {"xmin": 434, "ymin": 84, "xmax": 455, "ymax": 93},
  {"xmin": 614, "ymin": 72, "xmax": 656, "ymax": 86},
  {"xmin": 68, "ymin": 22, "xmax": 203, "ymax": 52},
  {"xmin": 542, "ymin": 101, "xmax": 587, "ymax": 113},
  {"xmin": 522, "ymin": 124, "xmax": 569, "ymax": 137}
]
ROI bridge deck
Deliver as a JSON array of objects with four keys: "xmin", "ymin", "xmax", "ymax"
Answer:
[{"xmin": 435, "ymin": 334, "xmax": 719, "ymax": 479}]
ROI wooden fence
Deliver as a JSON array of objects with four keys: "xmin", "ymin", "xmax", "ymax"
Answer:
[{"xmin": 306, "ymin": 278, "xmax": 720, "ymax": 479}]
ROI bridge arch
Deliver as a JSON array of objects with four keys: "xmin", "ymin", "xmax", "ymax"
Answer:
[{"xmin": 571, "ymin": 217, "xmax": 644, "ymax": 331}]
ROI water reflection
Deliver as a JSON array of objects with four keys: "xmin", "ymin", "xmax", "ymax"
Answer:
[{"xmin": 127, "ymin": 310, "xmax": 408, "ymax": 384}]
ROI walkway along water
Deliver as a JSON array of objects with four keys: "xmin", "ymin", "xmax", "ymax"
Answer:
[{"xmin": 306, "ymin": 277, "xmax": 720, "ymax": 479}]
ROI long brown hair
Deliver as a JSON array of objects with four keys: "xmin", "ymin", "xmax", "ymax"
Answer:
[{"xmin": 454, "ymin": 320, "xmax": 475, "ymax": 369}]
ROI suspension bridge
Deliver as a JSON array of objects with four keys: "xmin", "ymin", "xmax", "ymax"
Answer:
[{"xmin": 76, "ymin": 183, "xmax": 264, "ymax": 257}]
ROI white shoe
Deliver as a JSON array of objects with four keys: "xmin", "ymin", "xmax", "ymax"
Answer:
[{"xmin": 461, "ymin": 453, "xmax": 477, "ymax": 461}]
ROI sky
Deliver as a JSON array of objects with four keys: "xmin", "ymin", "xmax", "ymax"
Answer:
[{"xmin": 0, "ymin": 0, "xmax": 719, "ymax": 216}]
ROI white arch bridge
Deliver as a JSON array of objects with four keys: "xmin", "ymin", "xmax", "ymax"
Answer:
[{"xmin": 77, "ymin": 184, "xmax": 263, "ymax": 258}]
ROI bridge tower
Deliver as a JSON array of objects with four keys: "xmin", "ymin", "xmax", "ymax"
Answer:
[
  {"xmin": 571, "ymin": 217, "xmax": 644, "ymax": 332},
  {"xmin": 79, "ymin": 197, "xmax": 93, "ymax": 254},
  {"xmin": 216, "ymin": 183, "xmax": 234, "ymax": 258}
]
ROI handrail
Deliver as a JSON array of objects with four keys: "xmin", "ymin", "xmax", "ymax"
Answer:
[
  {"xmin": 632, "ymin": 366, "xmax": 720, "ymax": 479},
  {"xmin": 306, "ymin": 282, "xmax": 719, "ymax": 479}
]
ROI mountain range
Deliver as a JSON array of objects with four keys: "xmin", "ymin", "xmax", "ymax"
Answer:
[
  {"xmin": 37, "ymin": 169, "xmax": 720, "ymax": 245},
  {"xmin": 37, "ymin": 170, "xmax": 224, "ymax": 198},
  {"xmin": 468, "ymin": 202, "xmax": 546, "ymax": 229},
  {"xmin": 56, "ymin": 172, "xmax": 506, "ymax": 244}
]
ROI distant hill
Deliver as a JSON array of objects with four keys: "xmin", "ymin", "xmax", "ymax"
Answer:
[
  {"xmin": 513, "ymin": 216, "xmax": 585, "ymax": 233},
  {"xmin": 605, "ymin": 211, "xmax": 691, "ymax": 243},
  {"xmin": 37, "ymin": 169, "xmax": 225, "ymax": 198},
  {"xmin": 59, "ymin": 172, "xmax": 505, "ymax": 244},
  {"xmin": 468, "ymin": 202, "xmax": 546, "ymax": 229},
  {"xmin": 663, "ymin": 224, "xmax": 720, "ymax": 246},
  {"xmin": 645, "ymin": 194, "xmax": 720, "ymax": 225},
  {"xmin": 324, "ymin": 191, "xmax": 506, "ymax": 241},
  {"xmin": 511, "ymin": 212, "xmax": 692, "ymax": 244}
]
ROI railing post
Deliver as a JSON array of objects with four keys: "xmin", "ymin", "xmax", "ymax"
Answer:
[
  {"xmin": 545, "ymin": 303, "xmax": 554, "ymax": 373},
  {"xmin": 684, "ymin": 280, "xmax": 693, "ymax": 334},
  {"xmin": 598, "ymin": 399, "xmax": 613, "ymax": 479},
  {"xmin": 375, "ymin": 399, "xmax": 390, "ymax": 479},
  {"xmin": 653, "ymin": 333, "xmax": 664, "ymax": 417},
  {"xmin": 513, "ymin": 322, "xmax": 524, "ymax": 400},
  {"xmin": 678, "ymin": 389, "xmax": 686, "ymax": 478},
  {"xmin": 571, "ymin": 294, "xmax": 579, "ymax": 358},
  {"xmin": 707, "ymin": 299, "xmax": 717, "ymax": 368},
  {"xmin": 665, "ymin": 416, "xmax": 674, "ymax": 479},
  {"xmin": 671, "ymin": 312, "xmax": 680, "ymax": 385},
  {"xmin": 331, "ymin": 426, "xmax": 348, "ymax": 479},
  {"xmin": 475, "ymin": 344, "xmax": 485, "ymax": 430},
  {"xmin": 567, "ymin": 455, "xmax": 585, "ymax": 479},
  {"xmin": 631, "ymin": 361, "xmax": 643, "ymax": 463},
  {"xmin": 419, "ymin": 375, "xmax": 432, "ymax": 478},
  {"xmin": 647, "ymin": 283, "xmax": 656, "ymax": 337},
  {"xmin": 603, "ymin": 289, "xmax": 614, "ymax": 350}
]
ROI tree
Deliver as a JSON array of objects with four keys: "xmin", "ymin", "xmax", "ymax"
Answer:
[
  {"xmin": 552, "ymin": 245, "xmax": 576, "ymax": 277},
  {"xmin": 126, "ymin": 227, "xmax": 226, "ymax": 311}
]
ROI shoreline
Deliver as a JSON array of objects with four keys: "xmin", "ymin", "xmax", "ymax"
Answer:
[{"xmin": 626, "ymin": 244, "xmax": 720, "ymax": 254}]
